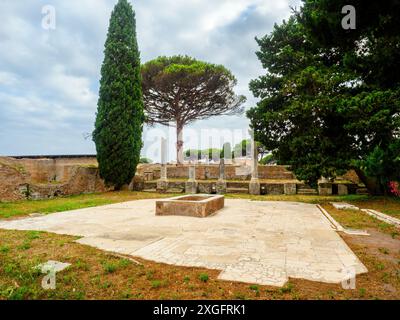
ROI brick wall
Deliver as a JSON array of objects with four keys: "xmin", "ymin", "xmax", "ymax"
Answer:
[{"xmin": 0, "ymin": 156, "xmax": 104, "ymax": 201}]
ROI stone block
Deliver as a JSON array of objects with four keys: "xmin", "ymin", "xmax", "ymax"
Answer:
[
  {"xmin": 249, "ymin": 179, "xmax": 261, "ymax": 195},
  {"xmin": 265, "ymin": 183, "xmax": 284, "ymax": 195},
  {"xmin": 198, "ymin": 183, "xmax": 214, "ymax": 194},
  {"xmin": 156, "ymin": 180, "xmax": 169, "ymax": 193},
  {"xmin": 216, "ymin": 180, "xmax": 227, "ymax": 194},
  {"xmin": 318, "ymin": 183, "xmax": 332, "ymax": 196},
  {"xmin": 130, "ymin": 175, "xmax": 144, "ymax": 191},
  {"xmin": 156, "ymin": 195, "xmax": 225, "ymax": 218},
  {"xmin": 143, "ymin": 171, "xmax": 154, "ymax": 181},
  {"xmin": 337, "ymin": 184, "xmax": 348, "ymax": 196},
  {"xmin": 185, "ymin": 181, "xmax": 198, "ymax": 194},
  {"xmin": 284, "ymin": 183, "xmax": 297, "ymax": 195}
]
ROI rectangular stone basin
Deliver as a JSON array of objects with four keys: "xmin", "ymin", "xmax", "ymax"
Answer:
[{"xmin": 156, "ymin": 194, "xmax": 224, "ymax": 218}]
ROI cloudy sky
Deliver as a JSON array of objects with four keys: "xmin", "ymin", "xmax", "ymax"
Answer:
[{"xmin": 0, "ymin": 0, "xmax": 301, "ymax": 160}]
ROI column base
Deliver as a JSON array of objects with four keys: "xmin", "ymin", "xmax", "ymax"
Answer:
[
  {"xmin": 185, "ymin": 181, "xmax": 198, "ymax": 194},
  {"xmin": 156, "ymin": 179, "xmax": 169, "ymax": 193},
  {"xmin": 249, "ymin": 179, "xmax": 261, "ymax": 195},
  {"xmin": 284, "ymin": 183, "xmax": 297, "ymax": 195},
  {"xmin": 216, "ymin": 180, "xmax": 227, "ymax": 194}
]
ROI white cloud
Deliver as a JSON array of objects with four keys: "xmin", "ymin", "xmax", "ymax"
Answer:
[{"xmin": 0, "ymin": 0, "xmax": 302, "ymax": 156}]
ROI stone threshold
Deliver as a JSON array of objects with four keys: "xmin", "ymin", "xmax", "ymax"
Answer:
[
  {"xmin": 361, "ymin": 209, "xmax": 400, "ymax": 227},
  {"xmin": 316, "ymin": 205, "xmax": 369, "ymax": 236}
]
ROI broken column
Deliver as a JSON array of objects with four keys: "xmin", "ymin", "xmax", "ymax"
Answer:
[
  {"xmin": 216, "ymin": 158, "xmax": 227, "ymax": 194},
  {"xmin": 185, "ymin": 165, "xmax": 198, "ymax": 194},
  {"xmin": 156, "ymin": 137, "xmax": 169, "ymax": 193},
  {"xmin": 249, "ymin": 132, "xmax": 261, "ymax": 195}
]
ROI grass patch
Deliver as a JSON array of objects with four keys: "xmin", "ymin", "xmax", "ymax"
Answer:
[
  {"xmin": 0, "ymin": 192, "xmax": 178, "ymax": 219},
  {"xmin": 102, "ymin": 262, "xmax": 118, "ymax": 274},
  {"xmin": 198, "ymin": 273, "xmax": 209, "ymax": 283},
  {"xmin": 0, "ymin": 192, "xmax": 399, "ymax": 300},
  {"xmin": 322, "ymin": 204, "xmax": 399, "ymax": 237},
  {"xmin": 0, "ymin": 228, "xmax": 399, "ymax": 300}
]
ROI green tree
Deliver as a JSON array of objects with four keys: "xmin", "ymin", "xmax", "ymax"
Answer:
[
  {"xmin": 259, "ymin": 154, "xmax": 275, "ymax": 165},
  {"xmin": 185, "ymin": 149, "xmax": 201, "ymax": 161},
  {"xmin": 233, "ymin": 139, "xmax": 251, "ymax": 158},
  {"xmin": 141, "ymin": 56, "xmax": 246, "ymax": 164},
  {"xmin": 247, "ymin": 2, "xmax": 400, "ymax": 194},
  {"xmin": 202, "ymin": 148, "xmax": 222, "ymax": 161},
  {"xmin": 93, "ymin": 0, "xmax": 144, "ymax": 190},
  {"xmin": 220, "ymin": 142, "xmax": 232, "ymax": 160}
]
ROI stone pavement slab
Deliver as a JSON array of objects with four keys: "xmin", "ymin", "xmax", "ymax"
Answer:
[
  {"xmin": 0, "ymin": 199, "xmax": 367, "ymax": 287},
  {"xmin": 331, "ymin": 202, "xmax": 360, "ymax": 210}
]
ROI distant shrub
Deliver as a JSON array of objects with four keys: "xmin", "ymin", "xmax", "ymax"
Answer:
[
  {"xmin": 139, "ymin": 157, "xmax": 153, "ymax": 164},
  {"xmin": 259, "ymin": 154, "xmax": 275, "ymax": 165}
]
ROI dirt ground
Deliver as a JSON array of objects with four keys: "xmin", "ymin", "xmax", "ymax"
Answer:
[{"xmin": 0, "ymin": 194, "xmax": 399, "ymax": 300}]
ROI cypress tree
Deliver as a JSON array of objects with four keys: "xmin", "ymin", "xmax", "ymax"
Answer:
[{"xmin": 93, "ymin": 0, "xmax": 144, "ymax": 190}]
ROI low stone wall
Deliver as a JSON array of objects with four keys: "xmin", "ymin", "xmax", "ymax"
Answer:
[
  {"xmin": 0, "ymin": 158, "xmax": 30, "ymax": 201},
  {"xmin": 0, "ymin": 155, "xmax": 363, "ymax": 201},
  {"xmin": 13, "ymin": 156, "xmax": 98, "ymax": 183},
  {"xmin": 0, "ymin": 157, "xmax": 105, "ymax": 201},
  {"xmin": 137, "ymin": 164, "xmax": 296, "ymax": 181}
]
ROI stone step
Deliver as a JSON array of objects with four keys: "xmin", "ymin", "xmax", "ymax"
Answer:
[
  {"xmin": 143, "ymin": 188, "xmax": 184, "ymax": 194},
  {"xmin": 297, "ymin": 188, "xmax": 318, "ymax": 195},
  {"xmin": 227, "ymin": 187, "xmax": 249, "ymax": 194},
  {"xmin": 167, "ymin": 188, "xmax": 185, "ymax": 193},
  {"xmin": 356, "ymin": 188, "xmax": 369, "ymax": 195}
]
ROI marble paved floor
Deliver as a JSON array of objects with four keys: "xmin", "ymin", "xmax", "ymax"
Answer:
[{"xmin": 0, "ymin": 199, "xmax": 367, "ymax": 286}]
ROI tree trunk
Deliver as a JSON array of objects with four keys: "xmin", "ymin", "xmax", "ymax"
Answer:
[
  {"xmin": 176, "ymin": 122, "xmax": 184, "ymax": 164},
  {"xmin": 353, "ymin": 167, "xmax": 384, "ymax": 195}
]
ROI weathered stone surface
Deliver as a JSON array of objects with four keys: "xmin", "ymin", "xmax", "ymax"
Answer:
[
  {"xmin": 156, "ymin": 180, "xmax": 169, "ymax": 193},
  {"xmin": 130, "ymin": 175, "xmax": 144, "ymax": 191},
  {"xmin": 184, "ymin": 181, "xmax": 198, "ymax": 194},
  {"xmin": 36, "ymin": 260, "xmax": 71, "ymax": 273},
  {"xmin": 198, "ymin": 183, "xmax": 217, "ymax": 194},
  {"xmin": 139, "ymin": 164, "xmax": 296, "ymax": 181},
  {"xmin": 0, "ymin": 199, "xmax": 367, "ymax": 287},
  {"xmin": 249, "ymin": 180, "xmax": 261, "ymax": 195},
  {"xmin": 265, "ymin": 183, "xmax": 284, "ymax": 195},
  {"xmin": 0, "ymin": 157, "xmax": 107, "ymax": 201},
  {"xmin": 156, "ymin": 195, "xmax": 224, "ymax": 218},
  {"xmin": 218, "ymin": 159, "xmax": 225, "ymax": 181},
  {"xmin": 188, "ymin": 166, "xmax": 196, "ymax": 181},
  {"xmin": 361, "ymin": 209, "xmax": 400, "ymax": 227},
  {"xmin": 331, "ymin": 202, "xmax": 359, "ymax": 210},
  {"xmin": 0, "ymin": 158, "xmax": 30, "ymax": 201},
  {"xmin": 318, "ymin": 183, "xmax": 333, "ymax": 196},
  {"xmin": 216, "ymin": 180, "xmax": 227, "ymax": 194},
  {"xmin": 284, "ymin": 183, "xmax": 297, "ymax": 195},
  {"xmin": 338, "ymin": 184, "xmax": 348, "ymax": 196}
]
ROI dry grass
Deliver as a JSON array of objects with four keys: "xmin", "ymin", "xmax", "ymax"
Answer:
[
  {"xmin": 0, "ymin": 191, "xmax": 399, "ymax": 300},
  {"xmin": 350, "ymin": 197, "xmax": 400, "ymax": 219},
  {"xmin": 0, "ymin": 226, "xmax": 399, "ymax": 300},
  {"xmin": 321, "ymin": 204, "xmax": 399, "ymax": 237},
  {"xmin": 0, "ymin": 192, "xmax": 177, "ymax": 219}
]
